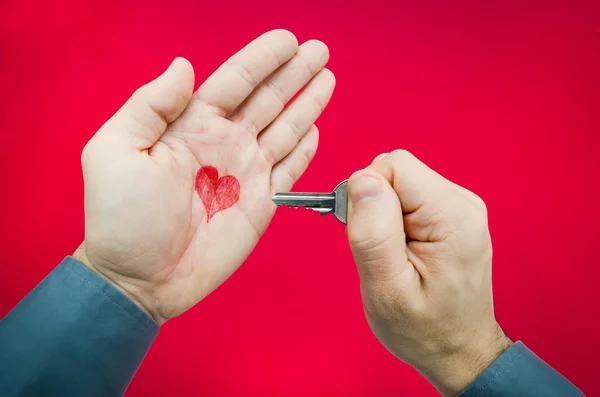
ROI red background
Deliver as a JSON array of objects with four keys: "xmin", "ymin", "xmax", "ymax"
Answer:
[{"xmin": 1, "ymin": 0, "xmax": 599, "ymax": 396}]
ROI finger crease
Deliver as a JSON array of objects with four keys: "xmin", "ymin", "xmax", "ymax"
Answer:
[
  {"xmin": 299, "ymin": 145, "xmax": 313, "ymax": 166},
  {"xmin": 258, "ymin": 38, "xmax": 284, "ymax": 67},
  {"xmin": 146, "ymin": 102, "xmax": 169, "ymax": 127},
  {"xmin": 261, "ymin": 145, "xmax": 278, "ymax": 165},
  {"xmin": 296, "ymin": 55, "xmax": 316, "ymax": 77},
  {"xmin": 305, "ymin": 91, "xmax": 326, "ymax": 113},
  {"xmin": 240, "ymin": 117, "xmax": 261, "ymax": 136},
  {"xmin": 225, "ymin": 60, "xmax": 258, "ymax": 89},
  {"xmin": 283, "ymin": 164, "xmax": 298, "ymax": 185},
  {"xmin": 284, "ymin": 118, "xmax": 303, "ymax": 139},
  {"xmin": 264, "ymin": 78, "xmax": 289, "ymax": 106}
]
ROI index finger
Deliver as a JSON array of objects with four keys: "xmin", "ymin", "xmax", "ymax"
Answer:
[
  {"xmin": 367, "ymin": 150, "xmax": 445, "ymax": 214},
  {"xmin": 195, "ymin": 29, "xmax": 298, "ymax": 116}
]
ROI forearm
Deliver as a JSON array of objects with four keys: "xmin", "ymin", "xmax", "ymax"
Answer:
[{"xmin": 0, "ymin": 257, "xmax": 158, "ymax": 397}]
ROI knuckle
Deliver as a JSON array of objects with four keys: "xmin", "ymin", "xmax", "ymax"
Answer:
[
  {"xmin": 131, "ymin": 86, "xmax": 149, "ymax": 102},
  {"xmin": 81, "ymin": 144, "xmax": 91, "ymax": 165},
  {"xmin": 373, "ymin": 152, "xmax": 390, "ymax": 162},
  {"xmin": 457, "ymin": 209, "xmax": 491, "ymax": 254},
  {"xmin": 390, "ymin": 149, "xmax": 415, "ymax": 162},
  {"xmin": 131, "ymin": 86, "xmax": 143, "ymax": 98},
  {"xmin": 454, "ymin": 205, "xmax": 488, "ymax": 237},
  {"xmin": 474, "ymin": 214, "xmax": 491, "ymax": 241},
  {"xmin": 171, "ymin": 88, "xmax": 191, "ymax": 111},
  {"xmin": 81, "ymin": 138, "xmax": 97, "ymax": 164},
  {"xmin": 473, "ymin": 194, "xmax": 488, "ymax": 215},
  {"xmin": 470, "ymin": 206, "xmax": 489, "ymax": 230},
  {"xmin": 386, "ymin": 149, "xmax": 419, "ymax": 170}
]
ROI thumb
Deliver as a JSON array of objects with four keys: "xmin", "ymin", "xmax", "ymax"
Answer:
[
  {"xmin": 102, "ymin": 57, "xmax": 195, "ymax": 149},
  {"xmin": 347, "ymin": 169, "xmax": 410, "ymax": 285}
]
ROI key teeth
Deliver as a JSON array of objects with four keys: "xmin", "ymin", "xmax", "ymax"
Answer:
[{"xmin": 272, "ymin": 186, "xmax": 346, "ymax": 224}]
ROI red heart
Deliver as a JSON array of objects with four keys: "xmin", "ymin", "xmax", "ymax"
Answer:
[{"xmin": 195, "ymin": 166, "xmax": 240, "ymax": 221}]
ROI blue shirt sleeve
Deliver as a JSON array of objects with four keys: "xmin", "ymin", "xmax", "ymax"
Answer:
[
  {"xmin": 0, "ymin": 256, "xmax": 159, "ymax": 397},
  {"xmin": 459, "ymin": 341, "xmax": 584, "ymax": 397},
  {"xmin": 0, "ymin": 257, "xmax": 585, "ymax": 397}
]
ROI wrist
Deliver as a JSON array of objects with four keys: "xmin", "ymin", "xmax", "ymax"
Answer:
[
  {"xmin": 72, "ymin": 243, "xmax": 160, "ymax": 325},
  {"xmin": 418, "ymin": 323, "xmax": 512, "ymax": 397}
]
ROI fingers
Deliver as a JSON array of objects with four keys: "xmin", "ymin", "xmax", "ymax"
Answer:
[
  {"xmin": 102, "ymin": 57, "xmax": 195, "ymax": 150},
  {"xmin": 367, "ymin": 150, "xmax": 446, "ymax": 214},
  {"xmin": 373, "ymin": 152, "xmax": 389, "ymax": 161},
  {"xmin": 347, "ymin": 169, "xmax": 417, "ymax": 287},
  {"xmin": 374, "ymin": 152, "xmax": 486, "ymax": 214},
  {"xmin": 229, "ymin": 40, "xmax": 330, "ymax": 135},
  {"xmin": 270, "ymin": 125, "xmax": 319, "ymax": 192},
  {"xmin": 195, "ymin": 30, "xmax": 298, "ymax": 116},
  {"xmin": 258, "ymin": 69, "xmax": 335, "ymax": 165},
  {"xmin": 367, "ymin": 150, "xmax": 471, "ymax": 242}
]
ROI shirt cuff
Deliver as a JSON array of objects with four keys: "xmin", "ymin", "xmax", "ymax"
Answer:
[
  {"xmin": 60, "ymin": 256, "xmax": 158, "ymax": 331},
  {"xmin": 0, "ymin": 256, "xmax": 158, "ymax": 397},
  {"xmin": 458, "ymin": 341, "xmax": 584, "ymax": 397}
]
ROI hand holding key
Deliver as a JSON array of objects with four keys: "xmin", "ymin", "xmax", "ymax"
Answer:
[{"xmin": 345, "ymin": 150, "xmax": 512, "ymax": 397}]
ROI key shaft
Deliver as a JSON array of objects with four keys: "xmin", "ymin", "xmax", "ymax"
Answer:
[
  {"xmin": 271, "ymin": 193, "xmax": 335, "ymax": 212},
  {"xmin": 272, "ymin": 179, "xmax": 348, "ymax": 224}
]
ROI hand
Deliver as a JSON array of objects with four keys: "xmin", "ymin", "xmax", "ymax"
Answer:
[
  {"xmin": 74, "ymin": 30, "xmax": 335, "ymax": 325},
  {"xmin": 346, "ymin": 150, "xmax": 511, "ymax": 396}
]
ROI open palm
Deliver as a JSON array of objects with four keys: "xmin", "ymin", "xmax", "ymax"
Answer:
[{"xmin": 76, "ymin": 30, "xmax": 335, "ymax": 324}]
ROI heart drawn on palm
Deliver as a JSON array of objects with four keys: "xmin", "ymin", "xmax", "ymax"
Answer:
[{"xmin": 195, "ymin": 166, "xmax": 241, "ymax": 221}]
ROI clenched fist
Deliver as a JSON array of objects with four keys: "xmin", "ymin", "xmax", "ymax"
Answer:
[{"xmin": 347, "ymin": 150, "xmax": 511, "ymax": 396}]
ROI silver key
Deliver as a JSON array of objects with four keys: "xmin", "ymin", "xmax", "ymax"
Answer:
[{"xmin": 272, "ymin": 180, "xmax": 348, "ymax": 224}]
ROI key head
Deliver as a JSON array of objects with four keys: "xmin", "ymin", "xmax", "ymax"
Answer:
[{"xmin": 332, "ymin": 179, "xmax": 348, "ymax": 224}]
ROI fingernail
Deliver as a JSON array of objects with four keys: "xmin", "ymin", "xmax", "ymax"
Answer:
[{"xmin": 350, "ymin": 175, "xmax": 381, "ymax": 204}]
